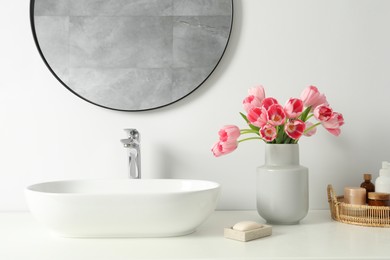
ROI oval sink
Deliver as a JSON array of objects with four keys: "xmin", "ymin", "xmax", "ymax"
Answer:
[{"xmin": 25, "ymin": 179, "xmax": 220, "ymax": 237}]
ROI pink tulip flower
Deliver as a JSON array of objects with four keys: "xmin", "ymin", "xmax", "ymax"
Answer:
[
  {"xmin": 211, "ymin": 140, "xmax": 238, "ymax": 157},
  {"xmin": 243, "ymin": 95, "xmax": 262, "ymax": 113},
  {"xmin": 303, "ymin": 121, "xmax": 317, "ymax": 137},
  {"xmin": 300, "ymin": 85, "xmax": 328, "ymax": 110},
  {"xmin": 267, "ymin": 104, "xmax": 286, "ymax": 126},
  {"xmin": 212, "ymin": 85, "xmax": 343, "ymax": 156},
  {"xmin": 260, "ymin": 124, "xmax": 277, "ymax": 142},
  {"xmin": 285, "ymin": 120, "xmax": 306, "ymax": 140},
  {"xmin": 261, "ymin": 97, "xmax": 278, "ymax": 110},
  {"xmin": 248, "ymin": 85, "xmax": 266, "ymax": 101},
  {"xmin": 322, "ymin": 112, "xmax": 344, "ymax": 136},
  {"xmin": 314, "ymin": 104, "xmax": 333, "ymax": 122},
  {"xmin": 284, "ymin": 98, "xmax": 304, "ymax": 119},
  {"xmin": 218, "ymin": 125, "xmax": 240, "ymax": 142},
  {"xmin": 247, "ymin": 107, "xmax": 268, "ymax": 128}
]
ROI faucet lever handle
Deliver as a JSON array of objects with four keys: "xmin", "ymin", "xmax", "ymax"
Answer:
[{"xmin": 124, "ymin": 129, "xmax": 140, "ymax": 141}]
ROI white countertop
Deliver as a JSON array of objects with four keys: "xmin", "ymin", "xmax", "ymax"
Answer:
[{"xmin": 1, "ymin": 210, "xmax": 389, "ymax": 260}]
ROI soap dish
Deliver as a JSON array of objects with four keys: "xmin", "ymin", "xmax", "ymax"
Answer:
[{"xmin": 224, "ymin": 221, "xmax": 272, "ymax": 242}]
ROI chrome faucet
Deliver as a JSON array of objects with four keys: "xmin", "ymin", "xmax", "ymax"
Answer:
[{"xmin": 120, "ymin": 129, "xmax": 141, "ymax": 179}]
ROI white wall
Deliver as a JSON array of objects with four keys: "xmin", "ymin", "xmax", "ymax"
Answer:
[{"xmin": 1, "ymin": 0, "xmax": 390, "ymax": 211}]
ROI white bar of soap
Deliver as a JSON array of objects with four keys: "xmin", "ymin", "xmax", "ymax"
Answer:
[
  {"xmin": 224, "ymin": 221, "xmax": 272, "ymax": 242},
  {"xmin": 232, "ymin": 221, "xmax": 263, "ymax": 231}
]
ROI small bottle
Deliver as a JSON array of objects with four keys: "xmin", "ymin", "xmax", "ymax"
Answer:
[
  {"xmin": 375, "ymin": 162, "xmax": 390, "ymax": 193},
  {"xmin": 360, "ymin": 173, "xmax": 375, "ymax": 200}
]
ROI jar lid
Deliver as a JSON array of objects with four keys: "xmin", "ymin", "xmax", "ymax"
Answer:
[
  {"xmin": 363, "ymin": 173, "xmax": 372, "ymax": 181},
  {"xmin": 344, "ymin": 187, "xmax": 366, "ymax": 196},
  {"xmin": 368, "ymin": 192, "xmax": 390, "ymax": 200}
]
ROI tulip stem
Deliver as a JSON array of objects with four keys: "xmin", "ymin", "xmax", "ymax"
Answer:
[
  {"xmin": 304, "ymin": 122, "xmax": 321, "ymax": 134},
  {"xmin": 305, "ymin": 114, "xmax": 314, "ymax": 120},
  {"xmin": 240, "ymin": 129, "xmax": 258, "ymax": 134},
  {"xmin": 238, "ymin": 137, "xmax": 263, "ymax": 143}
]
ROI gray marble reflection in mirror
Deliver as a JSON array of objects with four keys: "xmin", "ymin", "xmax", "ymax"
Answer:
[{"xmin": 31, "ymin": 0, "xmax": 233, "ymax": 111}]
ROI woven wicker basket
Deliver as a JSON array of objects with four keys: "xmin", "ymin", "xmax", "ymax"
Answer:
[{"xmin": 327, "ymin": 184, "xmax": 390, "ymax": 227}]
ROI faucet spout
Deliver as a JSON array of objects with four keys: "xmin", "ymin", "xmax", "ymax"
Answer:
[{"xmin": 121, "ymin": 129, "xmax": 141, "ymax": 179}]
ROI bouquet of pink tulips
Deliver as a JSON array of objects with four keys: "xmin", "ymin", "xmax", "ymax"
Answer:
[{"xmin": 212, "ymin": 85, "xmax": 344, "ymax": 157}]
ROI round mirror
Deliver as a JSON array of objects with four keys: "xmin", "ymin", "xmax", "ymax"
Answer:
[{"xmin": 30, "ymin": 0, "xmax": 233, "ymax": 111}]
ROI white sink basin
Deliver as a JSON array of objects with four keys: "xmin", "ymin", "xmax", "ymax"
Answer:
[{"xmin": 25, "ymin": 179, "xmax": 220, "ymax": 237}]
